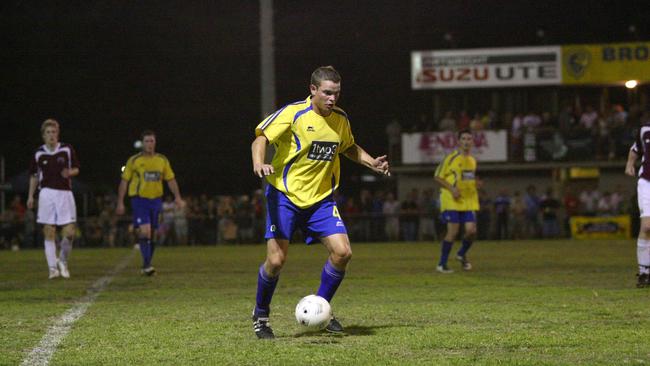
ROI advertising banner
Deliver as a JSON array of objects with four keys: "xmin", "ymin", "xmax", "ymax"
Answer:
[
  {"xmin": 401, "ymin": 130, "xmax": 508, "ymax": 164},
  {"xmin": 569, "ymin": 215, "xmax": 631, "ymax": 240},
  {"xmin": 411, "ymin": 46, "xmax": 561, "ymax": 89},
  {"xmin": 562, "ymin": 42, "xmax": 650, "ymax": 85}
]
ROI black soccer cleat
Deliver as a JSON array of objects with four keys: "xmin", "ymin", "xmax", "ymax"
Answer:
[
  {"xmin": 636, "ymin": 273, "xmax": 649, "ymax": 288},
  {"xmin": 252, "ymin": 315, "xmax": 275, "ymax": 339},
  {"xmin": 325, "ymin": 316, "xmax": 344, "ymax": 334}
]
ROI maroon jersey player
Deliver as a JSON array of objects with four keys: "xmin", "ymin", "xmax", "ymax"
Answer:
[{"xmin": 27, "ymin": 119, "xmax": 80, "ymax": 279}]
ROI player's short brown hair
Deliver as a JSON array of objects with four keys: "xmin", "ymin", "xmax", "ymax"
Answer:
[
  {"xmin": 141, "ymin": 130, "xmax": 156, "ymax": 140},
  {"xmin": 40, "ymin": 119, "xmax": 59, "ymax": 135},
  {"xmin": 310, "ymin": 66, "xmax": 341, "ymax": 87}
]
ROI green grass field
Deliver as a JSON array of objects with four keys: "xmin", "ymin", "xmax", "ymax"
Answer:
[{"xmin": 2, "ymin": 240, "xmax": 649, "ymax": 365}]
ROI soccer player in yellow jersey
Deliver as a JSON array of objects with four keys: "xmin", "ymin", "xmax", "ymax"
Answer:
[
  {"xmin": 434, "ymin": 129, "xmax": 479, "ymax": 273},
  {"xmin": 250, "ymin": 66, "xmax": 390, "ymax": 339},
  {"xmin": 116, "ymin": 130, "xmax": 183, "ymax": 276}
]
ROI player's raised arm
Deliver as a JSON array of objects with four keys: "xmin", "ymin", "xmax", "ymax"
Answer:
[
  {"xmin": 251, "ymin": 135, "xmax": 274, "ymax": 178},
  {"xmin": 342, "ymin": 144, "xmax": 390, "ymax": 176}
]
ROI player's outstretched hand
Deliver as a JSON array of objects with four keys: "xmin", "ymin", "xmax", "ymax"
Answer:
[
  {"xmin": 253, "ymin": 163, "xmax": 274, "ymax": 178},
  {"xmin": 372, "ymin": 155, "xmax": 391, "ymax": 176},
  {"xmin": 625, "ymin": 164, "xmax": 636, "ymax": 177}
]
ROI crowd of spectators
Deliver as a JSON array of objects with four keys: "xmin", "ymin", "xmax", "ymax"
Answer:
[
  {"xmin": 0, "ymin": 183, "xmax": 634, "ymax": 249},
  {"xmin": 390, "ymin": 103, "xmax": 650, "ymax": 162}
]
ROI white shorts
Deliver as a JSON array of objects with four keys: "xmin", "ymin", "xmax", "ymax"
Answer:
[
  {"xmin": 37, "ymin": 188, "xmax": 77, "ymax": 225},
  {"xmin": 638, "ymin": 179, "xmax": 650, "ymax": 217}
]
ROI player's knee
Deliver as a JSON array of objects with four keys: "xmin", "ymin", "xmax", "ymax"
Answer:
[
  {"xmin": 465, "ymin": 228, "xmax": 477, "ymax": 239},
  {"xmin": 331, "ymin": 247, "xmax": 352, "ymax": 266},
  {"xmin": 43, "ymin": 225, "xmax": 56, "ymax": 240},
  {"xmin": 266, "ymin": 253, "xmax": 286, "ymax": 271},
  {"xmin": 62, "ymin": 224, "xmax": 76, "ymax": 239}
]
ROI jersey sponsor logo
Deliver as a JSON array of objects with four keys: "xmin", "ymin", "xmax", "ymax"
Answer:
[
  {"xmin": 307, "ymin": 126, "xmax": 315, "ymax": 132},
  {"xmin": 143, "ymin": 171, "xmax": 161, "ymax": 182},
  {"xmin": 56, "ymin": 156, "xmax": 66, "ymax": 164},
  {"xmin": 461, "ymin": 170, "xmax": 475, "ymax": 180},
  {"xmin": 308, "ymin": 141, "xmax": 338, "ymax": 161}
]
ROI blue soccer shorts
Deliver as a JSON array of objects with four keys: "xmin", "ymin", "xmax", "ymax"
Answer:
[
  {"xmin": 131, "ymin": 197, "xmax": 163, "ymax": 229},
  {"xmin": 264, "ymin": 184, "xmax": 347, "ymax": 244},
  {"xmin": 441, "ymin": 210, "xmax": 476, "ymax": 224}
]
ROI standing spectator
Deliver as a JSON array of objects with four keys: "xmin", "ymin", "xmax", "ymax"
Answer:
[
  {"xmin": 523, "ymin": 185, "xmax": 541, "ymax": 238},
  {"xmin": 173, "ymin": 199, "xmax": 189, "ymax": 245},
  {"xmin": 457, "ymin": 111, "xmax": 470, "ymax": 131},
  {"xmin": 523, "ymin": 111, "xmax": 542, "ymax": 131},
  {"xmin": 370, "ymin": 190, "xmax": 386, "ymax": 241},
  {"xmin": 579, "ymin": 187, "xmax": 600, "ymax": 216},
  {"xmin": 382, "ymin": 192, "xmax": 400, "ymax": 241},
  {"xmin": 439, "ymin": 111, "xmax": 456, "ymax": 132},
  {"xmin": 597, "ymin": 192, "xmax": 615, "ymax": 216},
  {"xmin": 418, "ymin": 188, "xmax": 438, "ymax": 241},
  {"xmin": 510, "ymin": 191, "xmax": 526, "ymax": 239},
  {"xmin": 540, "ymin": 188, "xmax": 561, "ymax": 238},
  {"xmin": 400, "ymin": 189, "xmax": 420, "ymax": 241},
  {"xmin": 477, "ymin": 188, "xmax": 492, "ymax": 240},
  {"xmin": 359, "ymin": 189, "xmax": 373, "ymax": 241},
  {"xmin": 158, "ymin": 195, "xmax": 176, "ymax": 245},
  {"xmin": 493, "ymin": 189, "xmax": 511, "ymax": 240},
  {"xmin": 236, "ymin": 195, "xmax": 255, "ymax": 243},
  {"xmin": 24, "ymin": 204, "xmax": 36, "ymax": 248},
  {"xmin": 217, "ymin": 195, "xmax": 236, "ymax": 244},
  {"xmin": 342, "ymin": 197, "xmax": 361, "ymax": 240},
  {"xmin": 469, "ymin": 112, "xmax": 483, "ymax": 131},
  {"xmin": 385, "ymin": 118, "xmax": 402, "ymax": 164},
  {"xmin": 510, "ymin": 113, "xmax": 524, "ymax": 160},
  {"xmin": 563, "ymin": 187, "xmax": 580, "ymax": 237}
]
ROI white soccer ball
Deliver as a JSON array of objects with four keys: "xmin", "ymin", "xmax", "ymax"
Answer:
[{"xmin": 295, "ymin": 295, "xmax": 332, "ymax": 330}]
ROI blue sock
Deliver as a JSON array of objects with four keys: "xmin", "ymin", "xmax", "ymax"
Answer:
[
  {"xmin": 439, "ymin": 240, "xmax": 453, "ymax": 266},
  {"xmin": 254, "ymin": 264, "xmax": 279, "ymax": 318},
  {"xmin": 457, "ymin": 239, "xmax": 473, "ymax": 257},
  {"xmin": 139, "ymin": 238, "xmax": 151, "ymax": 268},
  {"xmin": 316, "ymin": 260, "xmax": 345, "ymax": 302},
  {"xmin": 149, "ymin": 240, "xmax": 156, "ymax": 263}
]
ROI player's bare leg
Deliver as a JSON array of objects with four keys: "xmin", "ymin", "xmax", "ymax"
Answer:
[
  {"xmin": 43, "ymin": 224, "xmax": 59, "ymax": 279},
  {"xmin": 319, "ymin": 233, "xmax": 352, "ymax": 333},
  {"xmin": 636, "ymin": 217, "xmax": 650, "ymax": 288}
]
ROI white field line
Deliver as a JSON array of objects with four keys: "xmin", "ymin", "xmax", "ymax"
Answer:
[{"xmin": 21, "ymin": 252, "xmax": 134, "ymax": 366}]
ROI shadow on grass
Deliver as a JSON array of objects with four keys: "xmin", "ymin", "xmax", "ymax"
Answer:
[{"xmin": 292, "ymin": 324, "xmax": 402, "ymax": 339}]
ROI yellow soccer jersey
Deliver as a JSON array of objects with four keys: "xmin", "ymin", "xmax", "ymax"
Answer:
[
  {"xmin": 434, "ymin": 150, "xmax": 479, "ymax": 211},
  {"xmin": 255, "ymin": 97, "xmax": 355, "ymax": 208},
  {"xmin": 121, "ymin": 153, "xmax": 175, "ymax": 199}
]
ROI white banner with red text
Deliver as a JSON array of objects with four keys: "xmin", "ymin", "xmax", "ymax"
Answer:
[
  {"xmin": 411, "ymin": 46, "xmax": 561, "ymax": 89},
  {"xmin": 401, "ymin": 130, "xmax": 508, "ymax": 164}
]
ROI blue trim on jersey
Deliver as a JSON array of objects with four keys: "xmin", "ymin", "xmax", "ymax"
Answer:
[
  {"xmin": 292, "ymin": 132, "xmax": 302, "ymax": 151},
  {"xmin": 293, "ymin": 105, "xmax": 313, "ymax": 124},
  {"xmin": 260, "ymin": 105, "xmax": 288, "ymax": 130},
  {"xmin": 283, "ymin": 155, "xmax": 299, "ymax": 192}
]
